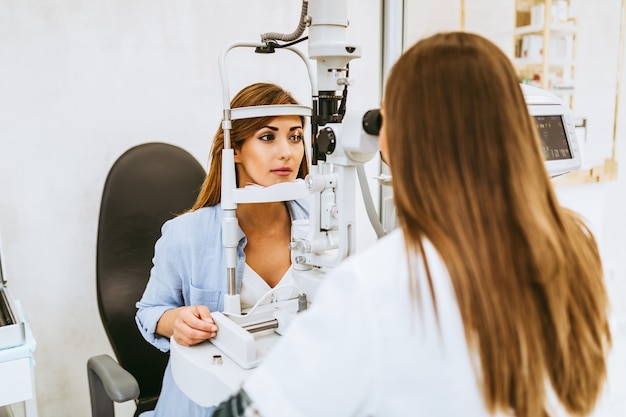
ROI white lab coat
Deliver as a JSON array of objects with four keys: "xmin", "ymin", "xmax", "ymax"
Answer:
[{"xmin": 243, "ymin": 229, "xmax": 625, "ymax": 417}]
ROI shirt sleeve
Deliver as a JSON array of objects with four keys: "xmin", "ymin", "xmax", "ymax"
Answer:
[
  {"xmin": 135, "ymin": 219, "xmax": 187, "ymax": 352},
  {"xmin": 243, "ymin": 261, "xmax": 377, "ymax": 417}
]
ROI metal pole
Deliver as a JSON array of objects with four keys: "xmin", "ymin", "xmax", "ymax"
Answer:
[{"xmin": 379, "ymin": 0, "xmax": 405, "ymax": 227}]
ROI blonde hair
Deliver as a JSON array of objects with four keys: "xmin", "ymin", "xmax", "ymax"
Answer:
[
  {"xmin": 384, "ymin": 32, "xmax": 611, "ymax": 417},
  {"xmin": 191, "ymin": 82, "xmax": 309, "ymax": 210}
]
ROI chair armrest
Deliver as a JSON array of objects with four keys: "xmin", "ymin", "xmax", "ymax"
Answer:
[{"xmin": 87, "ymin": 354, "xmax": 140, "ymax": 417}]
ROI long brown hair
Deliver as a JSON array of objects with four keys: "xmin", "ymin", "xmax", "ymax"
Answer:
[
  {"xmin": 384, "ymin": 32, "xmax": 611, "ymax": 417},
  {"xmin": 190, "ymin": 82, "xmax": 309, "ymax": 210}
]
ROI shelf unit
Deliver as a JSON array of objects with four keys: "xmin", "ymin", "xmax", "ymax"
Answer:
[{"xmin": 513, "ymin": 0, "xmax": 578, "ymax": 108}]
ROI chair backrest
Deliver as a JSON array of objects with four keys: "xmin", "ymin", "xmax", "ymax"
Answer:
[{"xmin": 96, "ymin": 142, "xmax": 206, "ymax": 413}]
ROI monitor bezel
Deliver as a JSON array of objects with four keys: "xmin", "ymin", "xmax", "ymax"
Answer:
[{"xmin": 526, "ymin": 103, "xmax": 581, "ymax": 177}]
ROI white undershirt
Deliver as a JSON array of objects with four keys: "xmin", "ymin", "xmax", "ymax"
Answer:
[{"xmin": 240, "ymin": 263, "xmax": 298, "ymax": 310}]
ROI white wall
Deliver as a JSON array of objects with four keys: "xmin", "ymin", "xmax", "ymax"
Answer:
[
  {"xmin": 1, "ymin": 0, "xmax": 625, "ymax": 415},
  {"xmin": 0, "ymin": 1, "xmax": 381, "ymax": 415}
]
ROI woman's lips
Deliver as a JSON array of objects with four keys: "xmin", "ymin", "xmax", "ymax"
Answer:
[{"xmin": 271, "ymin": 168, "xmax": 293, "ymax": 176}]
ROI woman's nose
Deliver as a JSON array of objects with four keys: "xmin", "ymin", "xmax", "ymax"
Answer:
[{"xmin": 277, "ymin": 137, "xmax": 293, "ymax": 159}]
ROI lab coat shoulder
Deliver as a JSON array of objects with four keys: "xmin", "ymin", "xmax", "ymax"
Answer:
[
  {"xmin": 332, "ymin": 229, "xmax": 447, "ymax": 306},
  {"xmin": 304, "ymin": 230, "xmax": 482, "ymax": 416},
  {"xmin": 341, "ymin": 228, "xmax": 408, "ymax": 284}
]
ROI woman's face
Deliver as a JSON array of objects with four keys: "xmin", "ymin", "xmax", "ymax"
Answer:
[{"xmin": 234, "ymin": 115, "xmax": 305, "ymax": 187}]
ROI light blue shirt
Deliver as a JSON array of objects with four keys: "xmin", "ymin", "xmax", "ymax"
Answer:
[{"xmin": 136, "ymin": 200, "xmax": 308, "ymax": 417}]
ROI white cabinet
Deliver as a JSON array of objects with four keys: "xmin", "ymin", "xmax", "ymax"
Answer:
[{"xmin": 0, "ymin": 307, "xmax": 38, "ymax": 417}]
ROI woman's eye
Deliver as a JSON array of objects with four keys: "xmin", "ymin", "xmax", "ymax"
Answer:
[
  {"xmin": 258, "ymin": 134, "xmax": 274, "ymax": 141},
  {"xmin": 290, "ymin": 133, "xmax": 303, "ymax": 142}
]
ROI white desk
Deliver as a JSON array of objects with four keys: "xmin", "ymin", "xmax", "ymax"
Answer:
[{"xmin": 0, "ymin": 302, "xmax": 38, "ymax": 417}]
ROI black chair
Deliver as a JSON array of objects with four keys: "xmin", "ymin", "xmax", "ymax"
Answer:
[{"xmin": 88, "ymin": 142, "xmax": 206, "ymax": 417}]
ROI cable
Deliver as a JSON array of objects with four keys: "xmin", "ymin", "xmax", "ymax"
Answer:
[
  {"xmin": 357, "ymin": 164, "xmax": 386, "ymax": 238},
  {"xmin": 260, "ymin": 0, "xmax": 309, "ymax": 43},
  {"xmin": 222, "ymin": 284, "xmax": 303, "ymax": 319}
]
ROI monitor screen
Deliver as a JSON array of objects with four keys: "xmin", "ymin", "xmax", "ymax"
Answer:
[{"xmin": 534, "ymin": 115, "xmax": 572, "ymax": 161}]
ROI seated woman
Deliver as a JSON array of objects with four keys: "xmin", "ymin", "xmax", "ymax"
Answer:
[{"xmin": 136, "ymin": 82, "xmax": 309, "ymax": 417}]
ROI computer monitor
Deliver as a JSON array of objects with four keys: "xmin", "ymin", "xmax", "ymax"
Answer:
[{"xmin": 521, "ymin": 84, "xmax": 582, "ymax": 177}]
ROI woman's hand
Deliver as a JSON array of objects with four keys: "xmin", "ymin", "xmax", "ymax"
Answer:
[
  {"xmin": 173, "ymin": 305, "xmax": 219, "ymax": 346},
  {"xmin": 157, "ymin": 305, "xmax": 219, "ymax": 346}
]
